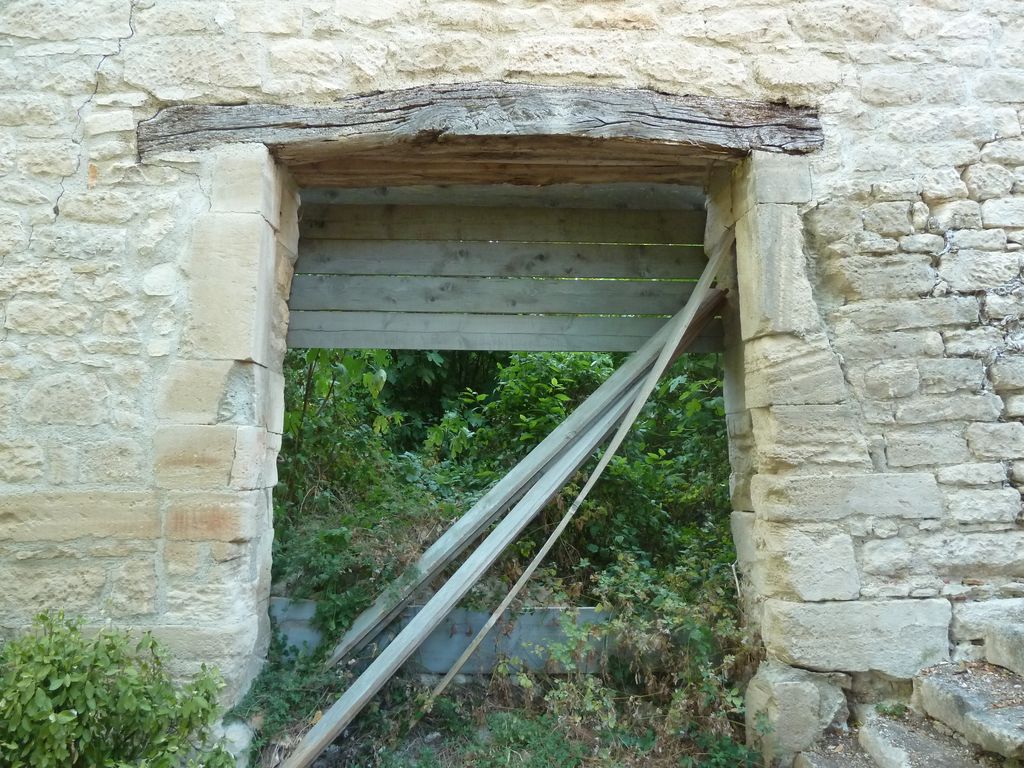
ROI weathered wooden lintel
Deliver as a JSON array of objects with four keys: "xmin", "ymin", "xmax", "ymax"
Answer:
[{"xmin": 137, "ymin": 82, "xmax": 822, "ymax": 187}]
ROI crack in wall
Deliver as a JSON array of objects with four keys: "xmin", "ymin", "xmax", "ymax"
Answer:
[{"xmin": 52, "ymin": 0, "xmax": 139, "ymax": 218}]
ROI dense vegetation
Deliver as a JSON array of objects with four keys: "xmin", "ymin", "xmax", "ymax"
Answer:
[
  {"xmin": 0, "ymin": 613, "xmax": 233, "ymax": 768},
  {"xmin": 237, "ymin": 348, "xmax": 757, "ymax": 766}
]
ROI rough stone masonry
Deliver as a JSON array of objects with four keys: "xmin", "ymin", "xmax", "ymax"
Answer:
[{"xmin": 0, "ymin": 0, "xmax": 1022, "ymax": 759}]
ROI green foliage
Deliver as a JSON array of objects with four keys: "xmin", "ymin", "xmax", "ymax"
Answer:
[
  {"xmin": 874, "ymin": 701, "xmax": 909, "ymax": 718},
  {"xmin": 423, "ymin": 350, "xmax": 730, "ymax": 573},
  {"xmin": 0, "ymin": 613, "xmax": 233, "ymax": 768},
  {"xmin": 531, "ymin": 519, "xmax": 758, "ymax": 767},
  {"xmin": 231, "ymin": 633, "xmax": 350, "ymax": 755},
  {"xmin": 463, "ymin": 712, "xmax": 586, "ymax": 768},
  {"xmin": 274, "ymin": 348, "xmax": 467, "ymax": 636},
  {"xmin": 259, "ymin": 346, "xmax": 749, "ymax": 764}
]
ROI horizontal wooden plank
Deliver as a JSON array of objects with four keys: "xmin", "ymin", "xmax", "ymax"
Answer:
[
  {"xmin": 301, "ymin": 205, "xmax": 706, "ymax": 245},
  {"xmin": 287, "ymin": 313, "xmax": 723, "ymax": 352},
  {"xmin": 295, "ymin": 240, "xmax": 707, "ymax": 279},
  {"xmin": 288, "ymin": 274, "xmax": 695, "ymax": 315},
  {"xmin": 138, "ymin": 82, "xmax": 824, "ymax": 161},
  {"xmin": 290, "ymin": 160, "xmax": 719, "ymax": 188},
  {"xmin": 299, "ymin": 183, "xmax": 706, "ymax": 210}
]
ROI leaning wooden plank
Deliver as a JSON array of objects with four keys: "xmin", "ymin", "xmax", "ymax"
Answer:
[
  {"xmin": 137, "ymin": 82, "xmax": 824, "ymax": 159},
  {"xmin": 301, "ymin": 204, "xmax": 706, "ymax": 245},
  {"xmin": 322, "ymin": 290, "xmax": 725, "ymax": 667},
  {"xmin": 288, "ymin": 275, "xmax": 696, "ymax": 315},
  {"xmin": 428, "ymin": 232, "xmax": 734, "ymax": 704},
  {"xmin": 286, "ymin": 314, "xmax": 724, "ymax": 353},
  {"xmin": 322, "ymin": 383, "xmax": 637, "ymax": 672},
  {"xmin": 283, "ymin": 388, "xmax": 636, "ymax": 768},
  {"xmin": 282, "ymin": 248, "xmax": 731, "ymax": 768},
  {"xmin": 295, "ymin": 240, "xmax": 707, "ymax": 279}
]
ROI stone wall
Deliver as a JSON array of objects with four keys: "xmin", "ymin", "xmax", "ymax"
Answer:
[{"xmin": 1, "ymin": 0, "xmax": 1022, "ymax": 737}]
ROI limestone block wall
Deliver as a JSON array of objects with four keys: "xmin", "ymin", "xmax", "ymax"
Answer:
[{"xmin": 1, "ymin": 0, "xmax": 1022, "ymax": 715}]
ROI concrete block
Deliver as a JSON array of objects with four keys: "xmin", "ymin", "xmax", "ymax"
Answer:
[{"xmin": 762, "ymin": 598, "xmax": 951, "ymax": 678}]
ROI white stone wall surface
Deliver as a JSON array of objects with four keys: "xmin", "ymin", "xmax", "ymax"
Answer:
[{"xmin": 1, "ymin": 0, "xmax": 1023, "ymax": 710}]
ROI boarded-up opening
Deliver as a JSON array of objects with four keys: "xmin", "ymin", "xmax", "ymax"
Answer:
[{"xmin": 287, "ymin": 184, "xmax": 722, "ymax": 353}]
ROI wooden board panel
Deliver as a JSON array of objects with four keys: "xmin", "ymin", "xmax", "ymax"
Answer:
[
  {"xmin": 295, "ymin": 240, "xmax": 707, "ymax": 279},
  {"xmin": 299, "ymin": 183, "xmax": 706, "ymax": 210},
  {"xmin": 301, "ymin": 204, "xmax": 706, "ymax": 245},
  {"xmin": 288, "ymin": 274, "xmax": 694, "ymax": 315},
  {"xmin": 287, "ymin": 312, "xmax": 723, "ymax": 352},
  {"xmin": 289, "ymin": 160, "xmax": 718, "ymax": 188}
]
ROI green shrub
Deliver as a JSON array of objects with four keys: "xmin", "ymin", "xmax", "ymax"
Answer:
[{"xmin": 0, "ymin": 613, "xmax": 233, "ymax": 768}]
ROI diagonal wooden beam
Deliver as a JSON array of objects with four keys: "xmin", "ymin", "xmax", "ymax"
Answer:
[{"xmin": 323, "ymin": 289, "xmax": 725, "ymax": 667}]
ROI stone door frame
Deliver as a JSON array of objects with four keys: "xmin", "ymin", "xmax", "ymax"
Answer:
[{"xmin": 145, "ymin": 83, "xmax": 836, "ymax": 700}]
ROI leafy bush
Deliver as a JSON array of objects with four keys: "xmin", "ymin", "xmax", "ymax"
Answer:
[{"xmin": 0, "ymin": 613, "xmax": 233, "ymax": 768}]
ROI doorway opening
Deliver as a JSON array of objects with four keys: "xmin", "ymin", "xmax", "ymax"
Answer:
[{"xmin": 237, "ymin": 182, "xmax": 751, "ymax": 766}]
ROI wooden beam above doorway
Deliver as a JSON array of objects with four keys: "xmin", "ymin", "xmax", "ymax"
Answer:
[{"xmin": 137, "ymin": 82, "xmax": 823, "ymax": 187}]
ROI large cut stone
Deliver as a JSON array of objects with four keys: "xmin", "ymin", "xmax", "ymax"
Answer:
[
  {"xmin": 762, "ymin": 599, "xmax": 951, "ymax": 678},
  {"xmin": 751, "ymin": 521, "xmax": 861, "ymax": 601},
  {"xmin": 857, "ymin": 709, "xmax": 983, "ymax": 768},
  {"xmin": 742, "ymin": 333, "xmax": 848, "ymax": 408},
  {"xmin": 916, "ymin": 664, "xmax": 1024, "ymax": 759},
  {"xmin": 736, "ymin": 203, "xmax": 823, "ymax": 340},
  {"xmin": 745, "ymin": 660, "xmax": 849, "ymax": 767},
  {"xmin": 750, "ymin": 405, "xmax": 872, "ymax": 472},
  {"xmin": 750, "ymin": 473, "xmax": 942, "ymax": 521},
  {"xmin": 985, "ymin": 623, "xmax": 1024, "ymax": 678}
]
